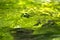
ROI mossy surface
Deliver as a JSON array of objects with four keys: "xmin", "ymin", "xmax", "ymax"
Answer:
[{"xmin": 0, "ymin": 0, "xmax": 60, "ymax": 40}]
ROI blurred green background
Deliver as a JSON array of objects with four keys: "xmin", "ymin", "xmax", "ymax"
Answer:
[{"xmin": 0, "ymin": 0, "xmax": 60, "ymax": 40}]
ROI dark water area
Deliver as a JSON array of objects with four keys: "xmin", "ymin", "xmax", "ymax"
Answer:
[{"xmin": 10, "ymin": 28, "xmax": 60, "ymax": 40}]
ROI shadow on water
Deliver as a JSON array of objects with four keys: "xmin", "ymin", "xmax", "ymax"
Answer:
[{"xmin": 10, "ymin": 28, "xmax": 60, "ymax": 40}]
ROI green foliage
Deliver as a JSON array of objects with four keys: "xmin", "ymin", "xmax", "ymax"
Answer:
[
  {"xmin": 0, "ymin": 0, "xmax": 60, "ymax": 40},
  {"xmin": 0, "ymin": 27, "xmax": 13, "ymax": 40}
]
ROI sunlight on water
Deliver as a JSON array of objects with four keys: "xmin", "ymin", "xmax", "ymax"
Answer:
[{"xmin": 52, "ymin": 37, "xmax": 60, "ymax": 40}]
